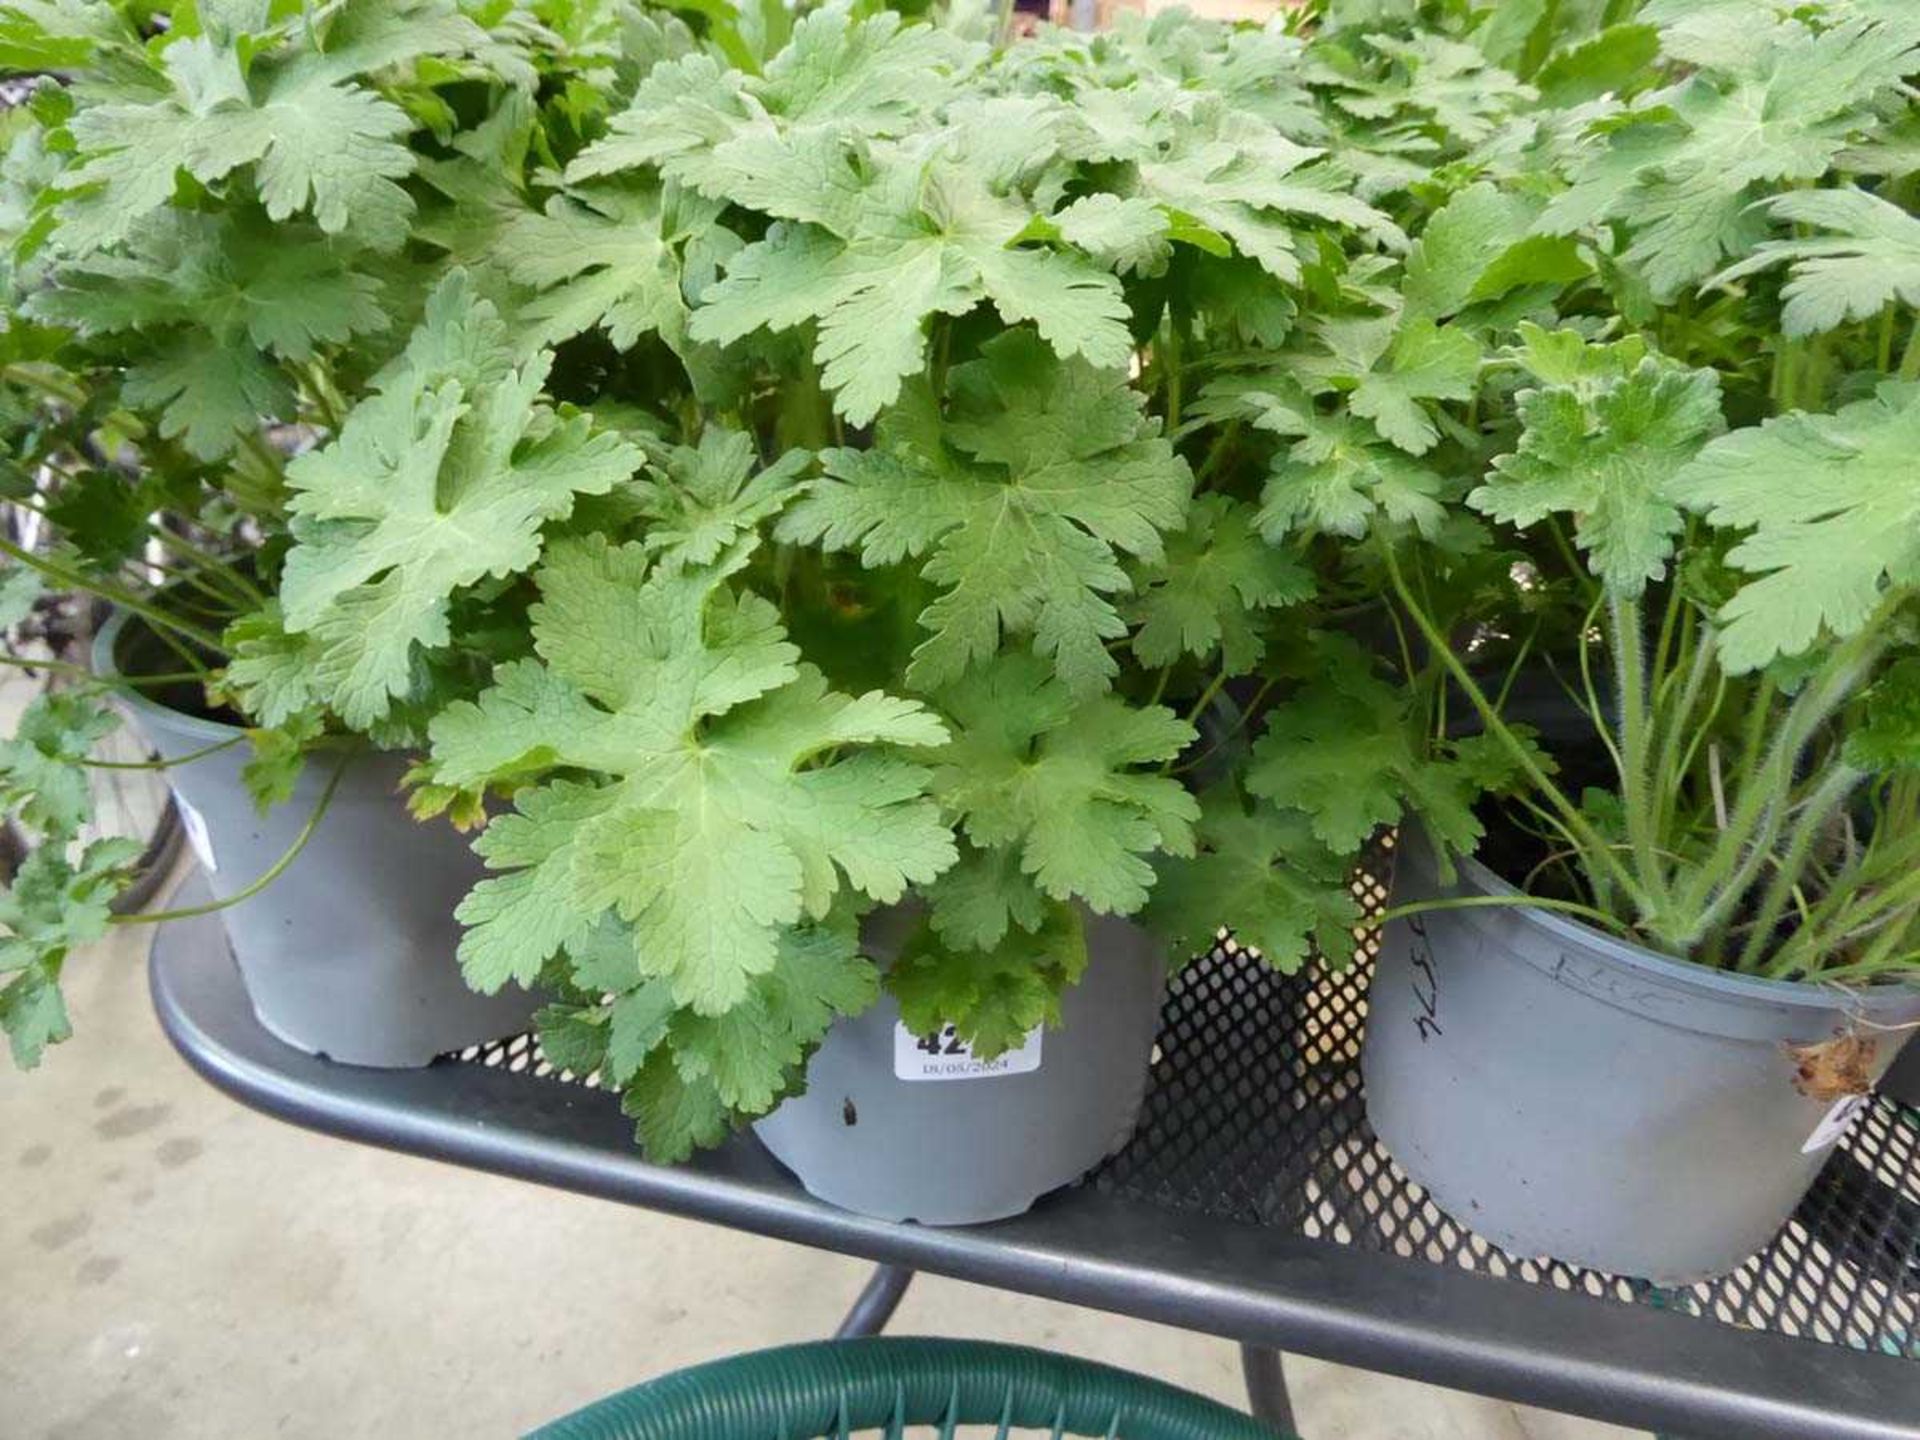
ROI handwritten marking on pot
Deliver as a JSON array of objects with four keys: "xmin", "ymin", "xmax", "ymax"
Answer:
[
  {"xmin": 893, "ymin": 1021, "xmax": 1043, "ymax": 1081},
  {"xmin": 1801, "ymin": 1094, "xmax": 1868, "ymax": 1154},
  {"xmin": 1407, "ymin": 915, "xmax": 1441, "ymax": 1042},
  {"xmin": 175, "ymin": 795, "xmax": 218, "ymax": 873}
]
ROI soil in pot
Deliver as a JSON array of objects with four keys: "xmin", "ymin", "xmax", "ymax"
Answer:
[
  {"xmin": 753, "ymin": 907, "xmax": 1167, "ymax": 1225},
  {"xmin": 1363, "ymin": 826, "xmax": 1920, "ymax": 1285},
  {"xmin": 97, "ymin": 613, "xmax": 538, "ymax": 1068}
]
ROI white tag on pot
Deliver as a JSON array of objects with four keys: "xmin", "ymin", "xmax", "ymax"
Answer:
[
  {"xmin": 175, "ymin": 796, "xmax": 218, "ymax": 874},
  {"xmin": 893, "ymin": 1021, "xmax": 1042, "ymax": 1082},
  {"xmin": 1801, "ymin": 1094, "xmax": 1867, "ymax": 1154}
]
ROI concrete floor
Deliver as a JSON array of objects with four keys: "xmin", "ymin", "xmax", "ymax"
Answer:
[{"xmin": 0, "ymin": 887, "xmax": 1646, "ymax": 1439}]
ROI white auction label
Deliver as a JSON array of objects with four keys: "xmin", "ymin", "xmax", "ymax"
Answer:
[
  {"xmin": 894, "ymin": 1021, "xmax": 1042, "ymax": 1082},
  {"xmin": 176, "ymin": 795, "xmax": 218, "ymax": 874},
  {"xmin": 1801, "ymin": 1093, "xmax": 1867, "ymax": 1154}
]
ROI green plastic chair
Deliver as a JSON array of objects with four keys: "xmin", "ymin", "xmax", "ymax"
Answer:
[{"xmin": 529, "ymin": 1337, "xmax": 1292, "ymax": 1439}]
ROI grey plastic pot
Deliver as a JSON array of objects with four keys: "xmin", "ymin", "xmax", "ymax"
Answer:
[
  {"xmin": 1364, "ymin": 829, "xmax": 1920, "ymax": 1285},
  {"xmin": 98, "ymin": 617, "xmax": 537, "ymax": 1067},
  {"xmin": 754, "ymin": 908, "xmax": 1166, "ymax": 1225}
]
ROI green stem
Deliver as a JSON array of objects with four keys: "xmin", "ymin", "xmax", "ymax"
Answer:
[
  {"xmin": 0, "ymin": 652, "xmax": 205, "ymax": 687},
  {"xmin": 84, "ymin": 735, "xmax": 246, "ymax": 770},
  {"xmin": 1171, "ymin": 678, "xmax": 1275, "ymax": 777},
  {"xmin": 1371, "ymin": 891, "xmax": 1631, "ymax": 937},
  {"xmin": 1192, "ymin": 421, "xmax": 1242, "ymax": 491},
  {"xmin": 1733, "ymin": 765, "xmax": 1862, "ymax": 974},
  {"xmin": 1900, "ymin": 318, "xmax": 1920, "ymax": 381},
  {"xmin": 1162, "ymin": 323, "xmax": 1184, "ymax": 431},
  {"xmin": 1610, "ymin": 592, "xmax": 1666, "ymax": 905},
  {"xmin": 1380, "ymin": 539, "xmax": 1643, "ymax": 904},
  {"xmin": 0, "ymin": 363, "xmax": 87, "ymax": 409},
  {"xmin": 0, "ymin": 535, "xmax": 225, "ymax": 653},
  {"xmin": 1680, "ymin": 623, "xmax": 1886, "ymax": 943},
  {"xmin": 1181, "ymin": 667, "xmax": 1229, "ymax": 728},
  {"xmin": 110, "ymin": 758, "xmax": 349, "ymax": 927}
]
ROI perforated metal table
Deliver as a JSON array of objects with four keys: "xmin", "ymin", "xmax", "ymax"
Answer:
[{"xmin": 151, "ymin": 899, "xmax": 1920, "ymax": 1440}]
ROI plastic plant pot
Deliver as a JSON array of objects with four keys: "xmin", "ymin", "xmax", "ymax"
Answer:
[
  {"xmin": 98, "ymin": 615, "xmax": 537, "ymax": 1068},
  {"xmin": 1364, "ymin": 828, "xmax": 1920, "ymax": 1286},
  {"xmin": 754, "ymin": 906, "xmax": 1167, "ymax": 1225}
]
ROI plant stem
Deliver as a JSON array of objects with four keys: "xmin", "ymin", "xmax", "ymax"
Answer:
[
  {"xmin": 0, "ymin": 652, "xmax": 205, "ymax": 687},
  {"xmin": 110, "ymin": 758, "xmax": 348, "ymax": 927},
  {"xmin": 0, "ymin": 535, "xmax": 225, "ymax": 652},
  {"xmin": 1370, "ymin": 891, "xmax": 1631, "ymax": 937},
  {"xmin": 1162, "ymin": 323, "xmax": 1184, "ymax": 430},
  {"xmin": 84, "ymin": 735, "xmax": 246, "ymax": 770},
  {"xmin": 1900, "ymin": 318, "xmax": 1920, "ymax": 381},
  {"xmin": 1, "ymin": 363, "xmax": 88, "ymax": 409},
  {"xmin": 1610, "ymin": 592, "xmax": 1665, "ymax": 905},
  {"xmin": 1679, "ymin": 622, "xmax": 1886, "ymax": 945},
  {"xmin": 1733, "ymin": 765, "xmax": 1861, "ymax": 974},
  {"xmin": 1181, "ymin": 667, "xmax": 1229, "ymax": 728},
  {"xmin": 1379, "ymin": 538, "xmax": 1643, "ymax": 904}
]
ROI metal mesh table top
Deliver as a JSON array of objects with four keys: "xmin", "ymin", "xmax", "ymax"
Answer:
[
  {"xmin": 149, "ymin": 877, "xmax": 1920, "ymax": 1440},
  {"xmin": 459, "ymin": 853, "xmax": 1920, "ymax": 1367}
]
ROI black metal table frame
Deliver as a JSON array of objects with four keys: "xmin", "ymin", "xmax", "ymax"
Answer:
[{"xmin": 150, "ymin": 914, "xmax": 1920, "ymax": 1440}]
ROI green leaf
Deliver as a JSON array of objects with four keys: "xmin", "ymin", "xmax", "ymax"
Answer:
[
  {"xmin": 1471, "ymin": 358, "xmax": 1725, "ymax": 597},
  {"xmin": 667, "ymin": 916, "xmax": 875, "ymax": 1111},
  {"xmin": 55, "ymin": 4, "xmax": 479, "ymax": 255},
  {"xmin": 220, "ymin": 604, "xmax": 325, "ymax": 730},
  {"xmin": 1247, "ymin": 648, "xmax": 1481, "ymax": 859},
  {"xmin": 0, "ymin": 690, "xmax": 118, "ymax": 840},
  {"xmin": 923, "ymin": 841, "xmax": 1048, "ymax": 953},
  {"xmin": 1534, "ymin": 24, "xmax": 1661, "ymax": 109},
  {"xmin": 1541, "ymin": 19, "xmax": 1920, "ymax": 298},
  {"xmin": 1126, "ymin": 495, "xmax": 1313, "ymax": 671},
  {"xmin": 607, "ymin": 982, "xmax": 678, "ymax": 1085},
  {"xmin": 782, "ymin": 332, "xmax": 1191, "ymax": 696},
  {"xmin": 1674, "ymin": 381, "xmax": 1920, "ymax": 672},
  {"xmin": 889, "ymin": 903, "xmax": 1086, "ymax": 1058},
  {"xmin": 496, "ymin": 181, "xmax": 708, "ymax": 353},
  {"xmin": 1348, "ymin": 319, "xmax": 1482, "ymax": 455},
  {"xmin": 1401, "ymin": 182, "xmax": 1586, "ymax": 322},
  {"xmin": 690, "ymin": 159, "xmax": 1132, "ymax": 425},
  {"xmin": 0, "ymin": 1, "xmax": 128, "ymax": 70},
  {"xmin": 532, "ymin": 1001, "xmax": 610, "ymax": 1076},
  {"xmin": 622, "ymin": 1049, "xmax": 732, "ymax": 1162},
  {"xmin": 632, "ymin": 427, "xmax": 811, "ymax": 570},
  {"xmin": 1048, "ymin": 194, "xmax": 1174, "ymax": 276},
  {"xmin": 1714, "ymin": 188, "xmax": 1920, "ymax": 338},
  {"xmin": 30, "ymin": 211, "xmax": 387, "ymax": 367},
  {"xmin": 1256, "ymin": 412, "xmax": 1447, "ymax": 542},
  {"xmin": 0, "ymin": 962, "xmax": 70, "ymax": 1070},
  {"xmin": 279, "ymin": 272, "xmax": 644, "ymax": 727},
  {"xmin": 240, "ymin": 713, "xmax": 322, "ymax": 815},
  {"xmin": 121, "ymin": 339, "xmax": 294, "ymax": 464},
  {"xmin": 0, "ymin": 560, "xmax": 42, "ymax": 631},
  {"xmin": 1147, "ymin": 793, "xmax": 1361, "ymax": 974},
  {"xmin": 428, "ymin": 540, "xmax": 954, "ymax": 1013},
  {"xmin": 922, "ymin": 654, "xmax": 1197, "ymax": 916},
  {"xmin": 1845, "ymin": 658, "xmax": 1920, "ymax": 773},
  {"xmin": 0, "ymin": 838, "xmax": 141, "ymax": 1067}
]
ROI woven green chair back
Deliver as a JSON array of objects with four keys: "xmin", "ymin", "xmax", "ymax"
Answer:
[{"xmin": 528, "ymin": 1337, "xmax": 1290, "ymax": 1440}]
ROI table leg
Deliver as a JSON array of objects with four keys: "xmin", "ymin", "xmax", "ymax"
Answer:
[
  {"xmin": 834, "ymin": 1262, "xmax": 915, "ymax": 1339},
  {"xmin": 1240, "ymin": 1343, "xmax": 1299, "ymax": 1434}
]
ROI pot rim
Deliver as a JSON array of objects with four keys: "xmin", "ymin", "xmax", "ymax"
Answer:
[
  {"xmin": 92, "ymin": 609, "xmax": 247, "ymax": 743},
  {"xmin": 1401, "ymin": 826, "xmax": 1920, "ymax": 1017}
]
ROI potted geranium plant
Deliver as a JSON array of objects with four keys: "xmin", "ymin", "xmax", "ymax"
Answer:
[
  {"xmin": 201, "ymin": 0, "xmax": 1501, "ymax": 1224},
  {"xmin": 1266, "ymin": 0, "xmax": 1920, "ymax": 1284},
  {"xmin": 0, "ymin": 1, "xmax": 631, "ymax": 1066}
]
